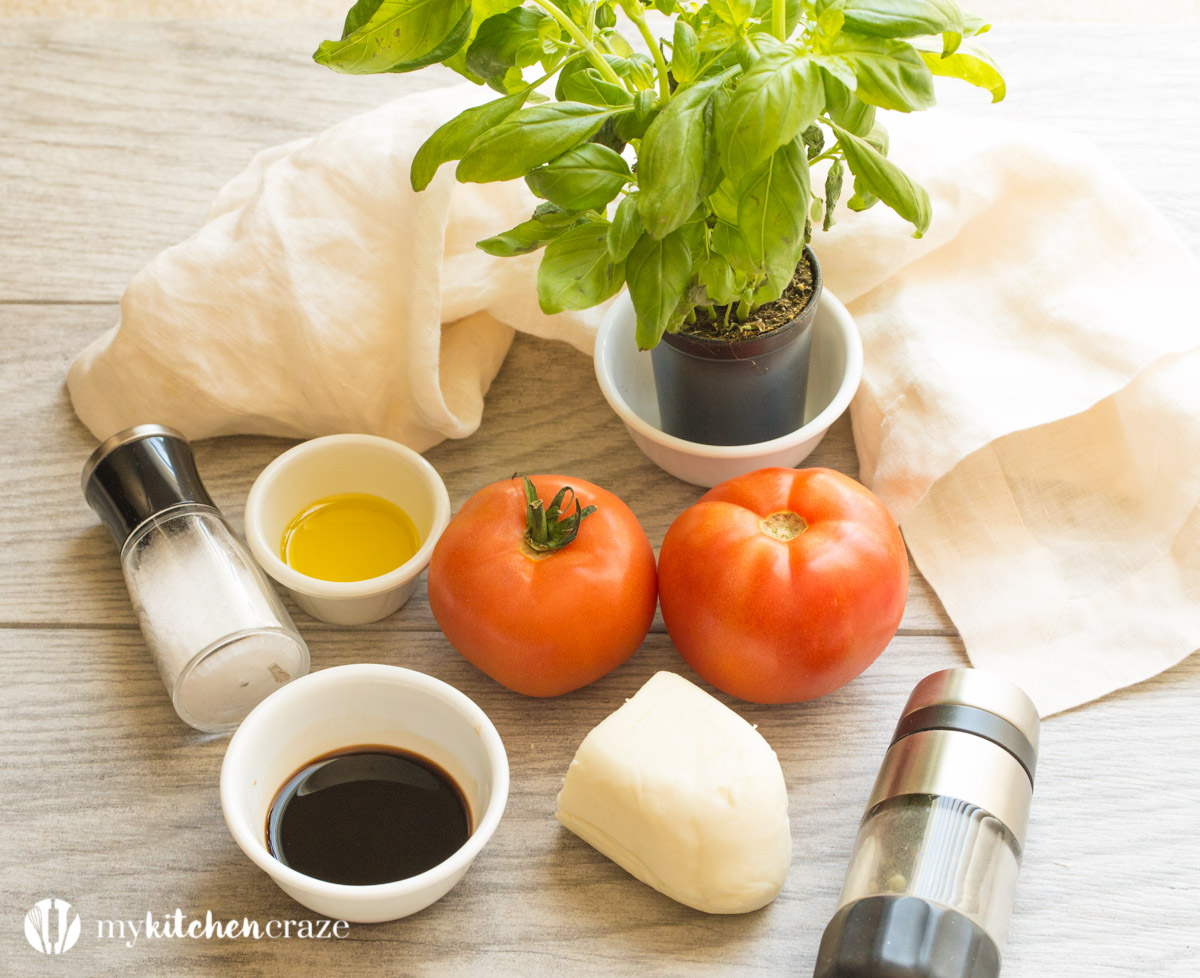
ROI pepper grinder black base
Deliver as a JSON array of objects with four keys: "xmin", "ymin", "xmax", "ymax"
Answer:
[{"xmin": 814, "ymin": 895, "xmax": 1001, "ymax": 978}]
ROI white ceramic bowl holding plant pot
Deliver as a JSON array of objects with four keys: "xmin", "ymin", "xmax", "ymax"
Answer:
[
  {"xmin": 594, "ymin": 290, "xmax": 863, "ymax": 487},
  {"xmin": 245, "ymin": 434, "xmax": 450, "ymax": 625}
]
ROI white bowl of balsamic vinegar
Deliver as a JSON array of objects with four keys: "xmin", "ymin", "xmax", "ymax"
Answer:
[{"xmin": 220, "ymin": 664, "xmax": 509, "ymax": 922}]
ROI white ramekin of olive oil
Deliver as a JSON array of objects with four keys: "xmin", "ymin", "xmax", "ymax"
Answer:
[{"xmin": 244, "ymin": 435, "xmax": 450, "ymax": 625}]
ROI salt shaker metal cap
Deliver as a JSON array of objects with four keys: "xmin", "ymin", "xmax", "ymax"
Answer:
[
  {"xmin": 82, "ymin": 424, "xmax": 216, "ymax": 550},
  {"xmin": 814, "ymin": 668, "xmax": 1040, "ymax": 978},
  {"xmin": 83, "ymin": 425, "xmax": 309, "ymax": 733}
]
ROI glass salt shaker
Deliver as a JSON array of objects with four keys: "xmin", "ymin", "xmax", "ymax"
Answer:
[
  {"xmin": 815, "ymin": 668, "xmax": 1040, "ymax": 978},
  {"xmin": 83, "ymin": 425, "xmax": 309, "ymax": 732}
]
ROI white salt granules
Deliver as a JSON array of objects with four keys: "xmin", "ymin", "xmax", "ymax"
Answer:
[{"xmin": 121, "ymin": 506, "xmax": 308, "ymax": 731}]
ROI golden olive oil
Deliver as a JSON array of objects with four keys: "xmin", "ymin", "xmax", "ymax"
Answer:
[{"xmin": 281, "ymin": 492, "xmax": 421, "ymax": 582}]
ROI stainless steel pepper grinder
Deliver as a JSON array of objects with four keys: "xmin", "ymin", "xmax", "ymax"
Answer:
[{"xmin": 814, "ymin": 668, "xmax": 1040, "ymax": 978}]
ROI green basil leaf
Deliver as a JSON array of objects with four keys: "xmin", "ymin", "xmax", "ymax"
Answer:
[
  {"xmin": 816, "ymin": 5, "xmax": 844, "ymax": 36},
  {"xmin": 553, "ymin": 53, "xmax": 587, "ymax": 101},
  {"xmin": 717, "ymin": 46, "xmax": 822, "ymax": 180},
  {"xmin": 820, "ymin": 0, "xmax": 964, "ymax": 40},
  {"xmin": 341, "ymin": 0, "xmax": 384, "ymax": 38},
  {"xmin": 614, "ymin": 90, "xmax": 658, "ymax": 141},
  {"xmin": 525, "ymin": 143, "xmax": 631, "ymax": 211},
  {"xmin": 607, "ymin": 31, "xmax": 635, "ymax": 57},
  {"xmin": 607, "ymin": 194, "xmax": 644, "ymax": 262},
  {"xmin": 733, "ymin": 35, "xmax": 762, "ymax": 71},
  {"xmin": 919, "ymin": 42, "xmax": 1005, "ymax": 102},
  {"xmin": 823, "ymin": 158, "xmax": 844, "ymax": 231},
  {"xmin": 706, "ymin": 179, "xmax": 740, "ymax": 226},
  {"xmin": 821, "ymin": 70, "xmax": 877, "ymax": 135},
  {"xmin": 736, "ymin": 138, "xmax": 811, "ymax": 300},
  {"xmin": 814, "ymin": 54, "xmax": 858, "ymax": 93},
  {"xmin": 697, "ymin": 255, "xmax": 737, "ymax": 305},
  {"xmin": 410, "ymin": 89, "xmax": 529, "ymax": 191},
  {"xmin": 559, "ymin": 67, "xmax": 633, "ymax": 107},
  {"xmin": 942, "ymin": 30, "xmax": 962, "ymax": 55},
  {"xmin": 440, "ymin": 0, "xmax": 521, "ymax": 82},
  {"xmin": 555, "ymin": 54, "xmax": 627, "ymax": 100},
  {"xmin": 832, "ymin": 122, "xmax": 930, "ymax": 235},
  {"xmin": 702, "ymin": 89, "xmax": 730, "ymax": 199},
  {"xmin": 442, "ymin": 50, "xmax": 486, "ymax": 85},
  {"xmin": 477, "ymin": 215, "xmax": 572, "ymax": 256},
  {"xmin": 386, "ymin": 6, "xmax": 474, "ymax": 73},
  {"xmin": 540, "ymin": 43, "xmax": 568, "ymax": 75},
  {"xmin": 596, "ymin": 2, "xmax": 617, "ymax": 28},
  {"xmin": 744, "ymin": 31, "xmax": 782, "ymax": 55},
  {"xmin": 711, "ymin": 221, "xmax": 757, "ymax": 275},
  {"xmin": 492, "ymin": 66, "xmax": 527, "ymax": 94},
  {"xmin": 314, "ymin": 0, "xmax": 471, "ymax": 74},
  {"xmin": 829, "ymin": 33, "xmax": 935, "ymax": 112},
  {"xmin": 675, "ymin": 284, "xmax": 710, "ymax": 328},
  {"xmin": 537, "ymin": 222, "xmax": 626, "ymax": 313},
  {"xmin": 469, "ymin": 0, "xmax": 523, "ymax": 24},
  {"xmin": 848, "ymin": 187, "xmax": 879, "ymax": 210},
  {"xmin": 709, "ymin": 0, "xmax": 755, "ymax": 27},
  {"xmin": 639, "ymin": 68, "xmax": 738, "ymax": 240},
  {"xmin": 865, "ymin": 120, "xmax": 888, "ymax": 153},
  {"xmin": 678, "ymin": 206, "xmax": 708, "ymax": 258},
  {"xmin": 671, "ymin": 20, "xmax": 700, "ymax": 84},
  {"xmin": 962, "ymin": 12, "xmax": 990, "ymax": 36},
  {"xmin": 626, "ymin": 54, "xmax": 658, "ymax": 90},
  {"xmin": 696, "ymin": 22, "xmax": 738, "ymax": 52},
  {"xmin": 627, "ymin": 229, "xmax": 693, "ymax": 349},
  {"xmin": 465, "ymin": 7, "xmax": 554, "ymax": 81},
  {"xmin": 533, "ymin": 201, "xmax": 579, "ymax": 226},
  {"xmin": 457, "ymin": 102, "xmax": 619, "ymax": 182}
]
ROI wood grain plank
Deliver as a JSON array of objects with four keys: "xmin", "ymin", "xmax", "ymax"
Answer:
[
  {"xmin": 0, "ymin": 303, "xmax": 955, "ymax": 632},
  {"xmin": 0, "ymin": 19, "xmax": 450, "ymax": 303},
  {"xmin": 1, "ymin": 629, "xmax": 1197, "ymax": 976}
]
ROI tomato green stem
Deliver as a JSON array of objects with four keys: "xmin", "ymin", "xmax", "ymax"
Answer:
[{"xmin": 522, "ymin": 476, "xmax": 597, "ymax": 554}]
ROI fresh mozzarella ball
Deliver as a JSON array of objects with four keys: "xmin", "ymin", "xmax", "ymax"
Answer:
[{"xmin": 556, "ymin": 671, "xmax": 792, "ymax": 913}]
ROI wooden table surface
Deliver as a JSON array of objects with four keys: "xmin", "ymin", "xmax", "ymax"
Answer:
[{"xmin": 2, "ymin": 17, "xmax": 1198, "ymax": 978}]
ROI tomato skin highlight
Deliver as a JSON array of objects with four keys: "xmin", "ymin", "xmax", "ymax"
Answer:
[
  {"xmin": 428, "ymin": 475, "xmax": 658, "ymax": 697},
  {"xmin": 657, "ymin": 467, "xmax": 908, "ymax": 704}
]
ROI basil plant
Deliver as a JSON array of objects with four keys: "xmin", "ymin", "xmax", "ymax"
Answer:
[{"xmin": 315, "ymin": 0, "xmax": 1003, "ymax": 349}]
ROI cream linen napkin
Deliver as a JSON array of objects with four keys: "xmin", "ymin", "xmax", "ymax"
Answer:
[
  {"xmin": 67, "ymin": 85, "xmax": 600, "ymax": 450},
  {"xmin": 68, "ymin": 88, "xmax": 1200, "ymax": 715},
  {"xmin": 815, "ymin": 114, "xmax": 1200, "ymax": 716}
]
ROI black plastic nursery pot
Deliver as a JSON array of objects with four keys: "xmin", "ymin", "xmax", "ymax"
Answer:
[{"xmin": 650, "ymin": 247, "xmax": 823, "ymax": 447}]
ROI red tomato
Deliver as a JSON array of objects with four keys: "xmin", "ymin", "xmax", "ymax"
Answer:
[
  {"xmin": 428, "ymin": 475, "xmax": 658, "ymax": 697},
  {"xmin": 657, "ymin": 467, "xmax": 908, "ymax": 703}
]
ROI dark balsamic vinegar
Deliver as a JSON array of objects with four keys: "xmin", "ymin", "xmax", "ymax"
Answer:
[{"xmin": 266, "ymin": 745, "xmax": 471, "ymax": 886}]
